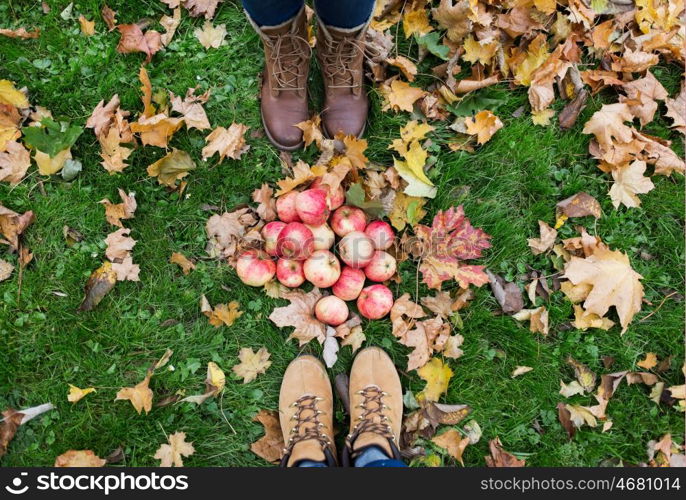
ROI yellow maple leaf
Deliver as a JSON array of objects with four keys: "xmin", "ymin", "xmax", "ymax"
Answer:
[
  {"xmin": 55, "ymin": 450, "xmax": 106, "ymax": 467},
  {"xmin": 35, "ymin": 148, "xmax": 71, "ymax": 175},
  {"xmin": 154, "ymin": 431, "xmax": 195, "ymax": 467},
  {"xmin": 200, "ymin": 295, "xmax": 243, "ymax": 327},
  {"xmin": 637, "ymin": 352, "xmax": 658, "ymax": 370},
  {"xmin": 511, "ymin": 34, "xmax": 549, "ymax": 86},
  {"xmin": 465, "ymin": 110, "xmax": 503, "ymax": 144},
  {"xmin": 232, "ymin": 346, "xmax": 272, "ymax": 383},
  {"xmin": 201, "ymin": 123, "xmax": 250, "ymax": 162},
  {"xmin": 462, "ymin": 35, "xmax": 499, "ymax": 66},
  {"xmin": 0, "ymin": 80, "xmax": 29, "ymax": 108},
  {"xmin": 275, "ymin": 160, "xmax": 327, "ymax": 196},
  {"xmin": 78, "ymin": 15, "xmax": 95, "ymax": 36},
  {"xmin": 115, "ymin": 371, "xmax": 153, "ymax": 414},
  {"xmin": 130, "ymin": 114, "xmax": 184, "ymax": 148},
  {"xmin": 417, "ymin": 357, "xmax": 453, "ymax": 402},
  {"xmin": 380, "ymin": 79, "xmax": 427, "ymax": 113},
  {"xmin": 403, "ymin": 8, "xmax": 433, "ymax": 38},
  {"xmin": 432, "ymin": 428, "xmax": 469, "ymax": 465},
  {"xmin": 67, "ymin": 384, "xmax": 96, "ymax": 403},
  {"xmin": 389, "ymin": 191, "xmax": 427, "ymax": 231},
  {"xmin": 146, "ymin": 148, "xmax": 196, "ymax": 187},
  {"xmin": 532, "ymin": 108, "xmax": 555, "ymax": 126}
]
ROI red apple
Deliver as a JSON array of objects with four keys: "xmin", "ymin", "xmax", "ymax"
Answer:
[
  {"xmin": 338, "ymin": 231, "xmax": 374, "ymax": 268},
  {"xmin": 364, "ymin": 251, "xmax": 397, "ymax": 282},
  {"xmin": 276, "ymin": 258, "xmax": 305, "ymax": 288},
  {"xmin": 296, "ymin": 188, "xmax": 330, "ymax": 226},
  {"xmin": 357, "ymin": 284, "xmax": 393, "ymax": 320},
  {"xmin": 306, "ymin": 222, "xmax": 335, "ymax": 250},
  {"xmin": 315, "ymin": 295, "xmax": 349, "ymax": 326},
  {"xmin": 276, "ymin": 191, "xmax": 301, "ymax": 223},
  {"xmin": 236, "ymin": 250, "xmax": 276, "ymax": 286},
  {"xmin": 303, "ymin": 249, "xmax": 341, "ymax": 288},
  {"xmin": 276, "ymin": 222, "xmax": 314, "ymax": 261},
  {"xmin": 261, "ymin": 221, "xmax": 286, "ymax": 257},
  {"xmin": 311, "ymin": 176, "xmax": 345, "ymax": 210},
  {"xmin": 332, "ymin": 266, "xmax": 366, "ymax": 301},
  {"xmin": 330, "ymin": 205, "xmax": 367, "ymax": 237},
  {"xmin": 364, "ymin": 220, "xmax": 395, "ymax": 250}
]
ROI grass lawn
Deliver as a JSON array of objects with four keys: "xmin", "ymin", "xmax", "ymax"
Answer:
[{"xmin": 0, "ymin": 0, "xmax": 683, "ymax": 467}]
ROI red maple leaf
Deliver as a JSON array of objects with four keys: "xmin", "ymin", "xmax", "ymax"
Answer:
[{"xmin": 414, "ymin": 206, "xmax": 491, "ymax": 289}]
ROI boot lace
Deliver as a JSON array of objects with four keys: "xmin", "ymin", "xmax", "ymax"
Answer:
[
  {"xmin": 346, "ymin": 386, "xmax": 394, "ymax": 448},
  {"xmin": 283, "ymin": 395, "xmax": 331, "ymax": 456},
  {"xmin": 321, "ymin": 36, "xmax": 364, "ymax": 89},
  {"xmin": 265, "ymin": 33, "xmax": 310, "ymax": 91}
]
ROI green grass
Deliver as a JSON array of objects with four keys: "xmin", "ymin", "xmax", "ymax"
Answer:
[{"xmin": 1, "ymin": 0, "xmax": 683, "ymax": 467}]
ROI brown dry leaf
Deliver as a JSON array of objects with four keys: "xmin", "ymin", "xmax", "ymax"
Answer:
[
  {"xmin": 275, "ymin": 160, "xmax": 327, "ymax": 197},
  {"xmin": 387, "ymin": 56, "xmax": 417, "ymax": 82},
  {"xmin": 251, "ymin": 410, "xmax": 284, "ymax": 464},
  {"xmin": 432, "ymin": 0, "xmax": 471, "ymax": 43},
  {"xmin": 295, "ymin": 115, "xmax": 324, "ymax": 147},
  {"xmin": 116, "ymin": 24, "xmax": 162, "ymax": 63},
  {"xmin": 170, "ymin": 87, "xmax": 211, "ymax": 130},
  {"xmin": 104, "ymin": 228, "xmax": 136, "ymax": 261},
  {"xmin": 55, "ymin": 450, "xmax": 106, "ymax": 467},
  {"xmin": 0, "ymin": 141, "xmax": 31, "ymax": 185},
  {"xmin": 573, "ymin": 305, "xmax": 615, "ymax": 331},
  {"xmin": 512, "ymin": 306, "xmax": 549, "ymax": 335},
  {"xmin": 101, "ymin": 5, "xmax": 117, "ymax": 31},
  {"xmin": 86, "ymin": 95, "xmax": 121, "ymax": 138},
  {"xmin": 0, "ymin": 27, "xmax": 40, "ymax": 39},
  {"xmin": 527, "ymin": 220, "xmax": 557, "ymax": 255},
  {"xmin": 99, "ymin": 189, "xmax": 137, "ymax": 228},
  {"xmin": 556, "ymin": 192, "xmax": 601, "ymax": 221},
  {"xmin": 0, "ymin": 258, "xmax": 14, "ymax": 282},
  {"xmin": 194, "ymin": 21, "xmax": 227, "ymax": 49},
  {"xmin": 205, "ymin": 207, "xmax": 259, "ymax": 260},
  {"xmin": 620, "ymin": 71, "xmax": 668, "ymax": 126},
  {"xmin": 147, "ymin": 149, "xmax": 196, "ymax": 187},
  {"xmin": 130, "ymin": 113, "xmax": 184, "ymax": 148},
  {"xmin": 512, "ymin": 366, "xmax": 533, "ymax": 378},
  {"xmin": 154, "ymin": 432, "xmax": 195, "ymax": 467},
  {"xmin": 484, "ymin": 437, "xmax": 525, "ymax": 467},
  {"xmin": 115, "ymin": 371, "xmax": 153, "ymax": 415},
  {"xmin": 421, "ymin": 291, "xmax": 455, "ymax": 319},
  {"xmin": 380, "ymin": 79, "xmax": 427, "ymax": 113},
  {"xmin": 664, "ymin": 84, "xmax": 685, "ymax": 135},
  {"xmin": 232, "ymin": 347, "xmax": 272, "ymax": 383},
  {"xmin": 432, "ymin": 429, "xmax": 469, "ymax": 465},
  {"xmin": 0, "ymin": 205, "xmax": 34, "ymax": 252},
  {"xmin": 170, "ymin": 252, "xmax": 195, "ymax": 274},
  {"xmin": 252, "ymin": 183, "xmax": 277, "ymax": 222},
  {"xmin": 609, "ymin": 160, "xmax": 655, "ymax": 209},
  {"xmin": 563, "ymin": 246, "xmax": 643, "ymax": 334},
  {"xmin": 340, "ymin": 325, "xmax": 366, "ymax": 353},
  {"xmin": 77, "ymin": 261, "xmax": 118, "ymax": 312},
  {"xmin": 160, "ymin": 7, "xmax": 182, "ymax": 46},
  {"xmin": 183, "ymin": 0, "xmax": 223, "ymax": 19},
  {"xmin": 638, "ymin": 352, "xmax": 658, "ymax": 370},
  {"xmin": 202, "ymin": 123, "xmax": 250, "ymax": 162},
  {"xmin": 111, "ymin": 255, "xmax": 140, "ymax": 282},
  {"xmin": 465, "ymin": 110, "xmax": 503, "ymax": 144},
  {"xmin": 269, "ymin": 288, "xmax": 326, "ymax": 345},
  {"xmin": 341, "ymin": 134, "xmax": 369, "ymax": 170},
  {"xmin": 582, "ymin": 102, "xmax": 634, "ymax": 149},
  {"xmin": 559, "ymin": 380, "xmax": 585, "ymax": 398},
  {"xmin": 78, "ymin": 15, "xmax": 96, "ymax": 36},
  {"xmin": 0, "ymin": 409, "xmax": 23, "ymax": 458},
  {"xmin": 200, "ymin": 295, "xmax": 243, "ymax": 327}
]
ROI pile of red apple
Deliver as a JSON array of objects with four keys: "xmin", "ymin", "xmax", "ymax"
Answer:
[{"xmin": 235, "ymin": 181, "xmax": 397, "ymax": 326}]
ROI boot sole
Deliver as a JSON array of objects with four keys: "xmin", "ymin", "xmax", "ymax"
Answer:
[{"xmin": 260, "ymin": 109, "xmax": 304, "ymax": 152}]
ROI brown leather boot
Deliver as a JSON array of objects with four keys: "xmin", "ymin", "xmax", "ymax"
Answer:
[
  {"xmin": 343, "ymin": 347, "xmax": 403, "ymax": 465},
  {"xmin": 278, "ymin": 355, "xmax": 337, "ymax": 466},
  {"xmin": 316, "ymin": 20, "xmax": 369, "ymax": 138},
  {"xmin": 248, "ymin": 8, "xmax": 310, "ymax": 151}
]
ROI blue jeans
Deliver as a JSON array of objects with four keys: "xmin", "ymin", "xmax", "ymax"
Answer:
[
  {"xmin": 299, "ymin": 446, "xmax": 406, "ymax": 467},
  {"xmin": 243, "ymin": 0, "xmax": 375, "ymax": 29}
]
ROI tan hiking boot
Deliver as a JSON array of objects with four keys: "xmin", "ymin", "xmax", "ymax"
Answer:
[
  {"xmin": 248, "ymin": 8, "xmax": 310, "ymax": 151},
  {"xmin": 343, "ymin": 347, "xmax": 403, "ymax": 465},
  {"xmin": 278, "ymin": 355, "xmax": 337, "ymax": 466},
  {"xmin": 316, "ymin": 20, "xmax": 369, "ymax": 138}
]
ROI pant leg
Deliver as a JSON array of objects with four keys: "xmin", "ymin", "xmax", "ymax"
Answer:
[
  {"xmin": 354, "ymin": 446, "xmax": 407, "ymax": 468},
  {"xmin": 242, "ymin": 0, "xmax": 305, "ymax": 27},
  {"xmin": 314, "ymin": 0, "xmax": 376, "ymax": 29}
]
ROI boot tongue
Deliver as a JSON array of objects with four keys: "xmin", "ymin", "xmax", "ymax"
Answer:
[{"xmin": 288, "ymin": 440, "xmax": 326, "ymax": 466}]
